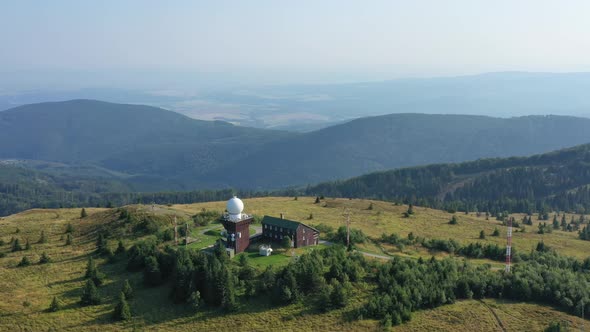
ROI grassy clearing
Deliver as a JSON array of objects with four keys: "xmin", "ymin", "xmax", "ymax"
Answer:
[{"xmin": 0, "ymin": 199, "xmax": 588, "ymax": 331}]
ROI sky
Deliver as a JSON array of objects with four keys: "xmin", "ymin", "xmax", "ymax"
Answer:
[{"xmin": 1, "ymin": 1, "xmax": 590, "ymax": 89}]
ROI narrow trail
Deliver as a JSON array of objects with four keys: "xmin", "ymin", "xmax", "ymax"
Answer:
[{"xmin": 479, "ymin": 299, "xmax": 507, "ymax": 332}]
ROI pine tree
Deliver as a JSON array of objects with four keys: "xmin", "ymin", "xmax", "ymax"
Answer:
[
  {"xmin": 96, "ymin": 233, "xmax": 107, "ymax": 254},
  {"xmin": 407, "ymin": 204, "xmax": 414, "ymax": 215},
  {"xmin": 552, "ymin": 217, "xmax": 560, "ymax": 230},
  {"xmin": 38, "ymin": 231, "xmax": 48, "ymax": 244},
  {"xmin": 65, "ymin": 223, "xmax": 74, "ymax": 234},
  {"xmin": 115, "ymin": 240, "xmax": 126, "ymax": 255},
  {"xmin": 17, "ymin": 256, "xmax": 31, "ymax": 267},
  {"xmin": 121, "ymin": 279, "xmax": 134, "ymax": 300},
  {"xmin": 11, "ymin": 238, "xmax": 22, "ymax": 252},
  {"xmin": 492, "ymin": 228, "xmax": 500, "ymax": 236},
  {"xmin": 65, "ymin": 233, "xmax": 73, "ymax": 245},
  {"xmin": 25, "ymin": 238, "xmax": 31, "ymax": 250},
  {"xmin": 48, "ymin": 296, "xmax": 60, "ymax": 312},
  {"xmin": 282, "ymin": 236, "xmax": 292, "ymax": 250},
  {"xmin": 449, "ymin": 215, "xmax": 458, "ymax": 225},
  {"xmin": 85, "ymin": 256, "xmax": 105, "ymax": 286},
  {"xmin": 80, "ymin": 208, "xmax": 88, "ymax": 218},
  {"xmin": 561, "ymin": 214, "xmax": 567, "ymax": 231},
  {"xmin": 80, "ymin": 279, "xmax": 101, "ymax": 306},
  {"xmin": 39, "ymin": 252, "xmax": 51, "ymax": 264},
  {"xmin": 315, "ymin": 196, "xmax": 321, "ymax": 204},
  {"xmin": 113, "ymin": 292, "xmax": 131, "ymax": 321},
  {"xmin": 479, "ymin": 230, "xmax": 486, "ymax": 239}
]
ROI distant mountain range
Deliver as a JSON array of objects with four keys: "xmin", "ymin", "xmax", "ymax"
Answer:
[
  {"xmin": 2, "ymin": 99, "xmax": 590, "ymax": 192},
  {"xmin": 3, "ymin": 72, "xmax": 590, "ymax": 131}
]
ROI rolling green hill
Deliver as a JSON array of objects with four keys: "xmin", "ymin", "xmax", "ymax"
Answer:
[{"xmin": 0, "ymin": 198, "xmax": 588, "ymax": 331}]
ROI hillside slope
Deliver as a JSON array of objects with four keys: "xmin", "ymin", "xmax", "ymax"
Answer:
[
  {"xmin": 218, "ymin": 113, "xmax": 590, "ymax": 188},
  {"xmin": 0, "ymin": 99, "xmax": 294, "ymax": 187},
  {"xmin": 307, "ymin": 143, "xmax": 590, "ymax": 213}
]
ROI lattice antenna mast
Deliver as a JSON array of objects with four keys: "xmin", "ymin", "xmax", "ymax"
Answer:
[
  {"xmin": 174, "ymin": 215, "xmax": 178, "ymax": 246},
  {"xmin": 343, "ymin": 208, "xmax": 351, "ymax": 247},
  {"xmin": 505, "ymin": 217, "xmax": 513, "ymax": 273}
]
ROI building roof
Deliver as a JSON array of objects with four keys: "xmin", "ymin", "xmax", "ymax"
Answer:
[
  {"xmin": 261, "ymin": 215, "xmax": 301, "ymax": 231},
  {"xmin": 261, "ymin": 215, "xmax": 320, "ymax": 233}
]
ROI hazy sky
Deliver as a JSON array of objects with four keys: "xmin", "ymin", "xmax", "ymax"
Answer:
[{"xmin": 2, "ymin": 1, "xmax": 590, "ymax": 88}]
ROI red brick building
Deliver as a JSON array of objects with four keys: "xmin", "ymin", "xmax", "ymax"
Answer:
[
  {"xmin": 220, "ymin": 196, "xmax": 253, "ymax": 254},
  {"xmin": 261, "ymin": 215, "xmax": 319, "ymax": 248}
]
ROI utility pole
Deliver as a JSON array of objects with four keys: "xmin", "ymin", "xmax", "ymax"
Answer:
[
  {"xmin": 185, "ymin": 223, "xmax": 189, "ymax": 247},
  {"xmin": 174, "ymin": 215, "xmax": 178, "ymax": 246},
  {"xmin": 343, "ymin": 208, "xmax": 351, "ymax": 248},
  {"xmin": 505, "ymin": 217, "xmax": 513, "ymax": 273}
]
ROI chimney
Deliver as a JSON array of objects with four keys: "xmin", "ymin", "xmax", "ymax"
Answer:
[{"xmin": 280, "ymin": 213, "xmax": 284, "ymax": 219}]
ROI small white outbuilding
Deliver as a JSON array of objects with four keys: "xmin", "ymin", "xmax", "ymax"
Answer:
[{"xmin": 259, "ymin": 245, "xmax": 273, "ymax": 256}]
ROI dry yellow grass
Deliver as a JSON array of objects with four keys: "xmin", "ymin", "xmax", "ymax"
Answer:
[{"xmin": 0, "ymin": 199, "xmax": 588, "ymax": 331}]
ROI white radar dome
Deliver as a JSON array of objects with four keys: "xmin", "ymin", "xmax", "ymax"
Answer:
[{"xmin": 227, "ymin": 196, "xmax": 244, "ymax": 215}]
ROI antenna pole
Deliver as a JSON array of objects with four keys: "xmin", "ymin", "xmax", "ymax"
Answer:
[
  {"xmin": 185, "ymin": 223, "xmax": 189, "ymax": 247},
  {"xmin": 343, "ymin": 208, "xmax": 351, "ymax": 248},
  {"xmin": 505, "ymin": 217, "xmax": 513, "ymax": 273},
  {"xmin": 174, "ymin": 215, "xmax": 178, "ymax": 246}
]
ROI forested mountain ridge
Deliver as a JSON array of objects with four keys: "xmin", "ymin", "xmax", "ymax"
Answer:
[
  {"xmin": 307, "ymin": 143, "xmax": 590, "ymax": 214},
  {"xmin": 0, "ymin": 99, "xmax": 295, "ymax": 187},
  {"xmin": 216, "ymin": 113, "xmax": 590, "ymax": 188},
  {"xmin": 4, "ymin": 100, "xmax": 590, "ymax": 190}
]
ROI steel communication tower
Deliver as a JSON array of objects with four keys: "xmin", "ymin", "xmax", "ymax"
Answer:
[{"xmin": 505, "ymin": 217, "xmax": 513, "ymax": 273}]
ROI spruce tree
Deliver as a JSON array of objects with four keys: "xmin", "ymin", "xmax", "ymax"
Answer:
[
  {"xmin": 80, "ymin": 208, "xmax": 88, "ymax": 218},
  {"xmin": 113, "ymin": 292, "xmax": 131, "ymax": 321},
  {"xmin": 80, "ymin": 279, "xmax": 101, "ymax": 306},
  {"xmin": 96, "ymin": 233, "xmax": 107, "ymax": 254},
  {"xmin": 25, "ymin": 238, "xmax": 31, "ymax": 250},
  {"xmin": 39, "ymin": 252, "xmax": 51, "ymax": 264},
  {"xmin": 11, "ymin": 238, "xmax": 22, "ymax": 252},
  {"xmin": 115, "ymin": 240, "xmax": 126, "ymax": 255},
  {"xmin": 407, "ymin": 204, "xmax": 414, "ymax": 215},
  {"xmin": 122, "ymin": 279, "xmax": 134, "ymax": 300},
  {"xmin": 449, "ymin": 215, "xmax": 458, "ymax": 225},
  {"xmin": 65, "ymin": 233, "xmax": 73, "ymax": 245},
  {"xmin": 48, "ymin": 296, "xmax": 60, "ymax": 312},
  {"xmin": 479, "ymin": 230, "xmax": 486, "ymax": 239},
  {"xmin": 65, "ymin": 223, "xmax": 74, "ymax": 234},
  {"xmin": 85, "ymin": 256, "xmax": 105, "ymax": 286},
  {"xmin": 492, "ymin": 228, "xmax": 500, "ymax": 236},
  {"xmin": 17, "ymin": 256, "xmax": 31, "ymax": 267},
  {"xmin": 38, "ymin": 231, "xmax": 48, "ymax": 244}
]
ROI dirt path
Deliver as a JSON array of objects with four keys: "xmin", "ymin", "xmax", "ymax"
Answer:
[{"xmin": 479, "ymin": 299, "xmax": 507, "ymax": 332}]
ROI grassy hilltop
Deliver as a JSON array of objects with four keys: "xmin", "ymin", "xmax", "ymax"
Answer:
[{"xmin": 0, "ymin": 197, "xmax": 588, "ymax": 331}]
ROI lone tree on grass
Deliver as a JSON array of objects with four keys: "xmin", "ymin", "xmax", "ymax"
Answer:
[
  {"xmin": 315, "ymin": 196, "xmax": 321, "ymax": 204},
  {"xmin": 80, "ymin": 208, "xmax": 88, "ymax": 219},
  {"xmin": 80, "ymin": 279, "xmax": 101, "ymax": 306},
  {"xmin": 11, "ymin": 238, "xmax": 22, "ymax": 252},
  {"xmin": 479, "ymin": 230, "xmax": 486, "ymax": 239},
  {"xmin": 39, "ymin": 252, "xmax": 51, "ymax": 264},
  {"xmin": 113, "ymin": 292, "xmax": 131, "ymax": 321},
  {"xmin": 25, "ymin": 239, "xmax": 31, "ymax": 250},
  {"xmin": 492, "ymin": 227, "xmax": 500, "ymax": 236},
  {"xmin": 48, "ymin": 296, "xmax": 60, "ymax": 312},
  {"xmin": 65, "ymin": 234, "xmax": 73, "ymax": 245},
  {"xmin": 407, "ymin": 204, "xmax": 414, "ymax": 215},
  {"xmin": 38, "ymin": 231, "xmax": 48, "ymax": 244},
  {"xmin": 449, "ymin": 215, "xmax": 458, "ymax": 225},
  {"xmin": 65, "ymin": 223, "xmax": 74, "ymax": 234},
  {"xmin": 17, "ymin": 256, "xmax": 31, "ymax": 267}
]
